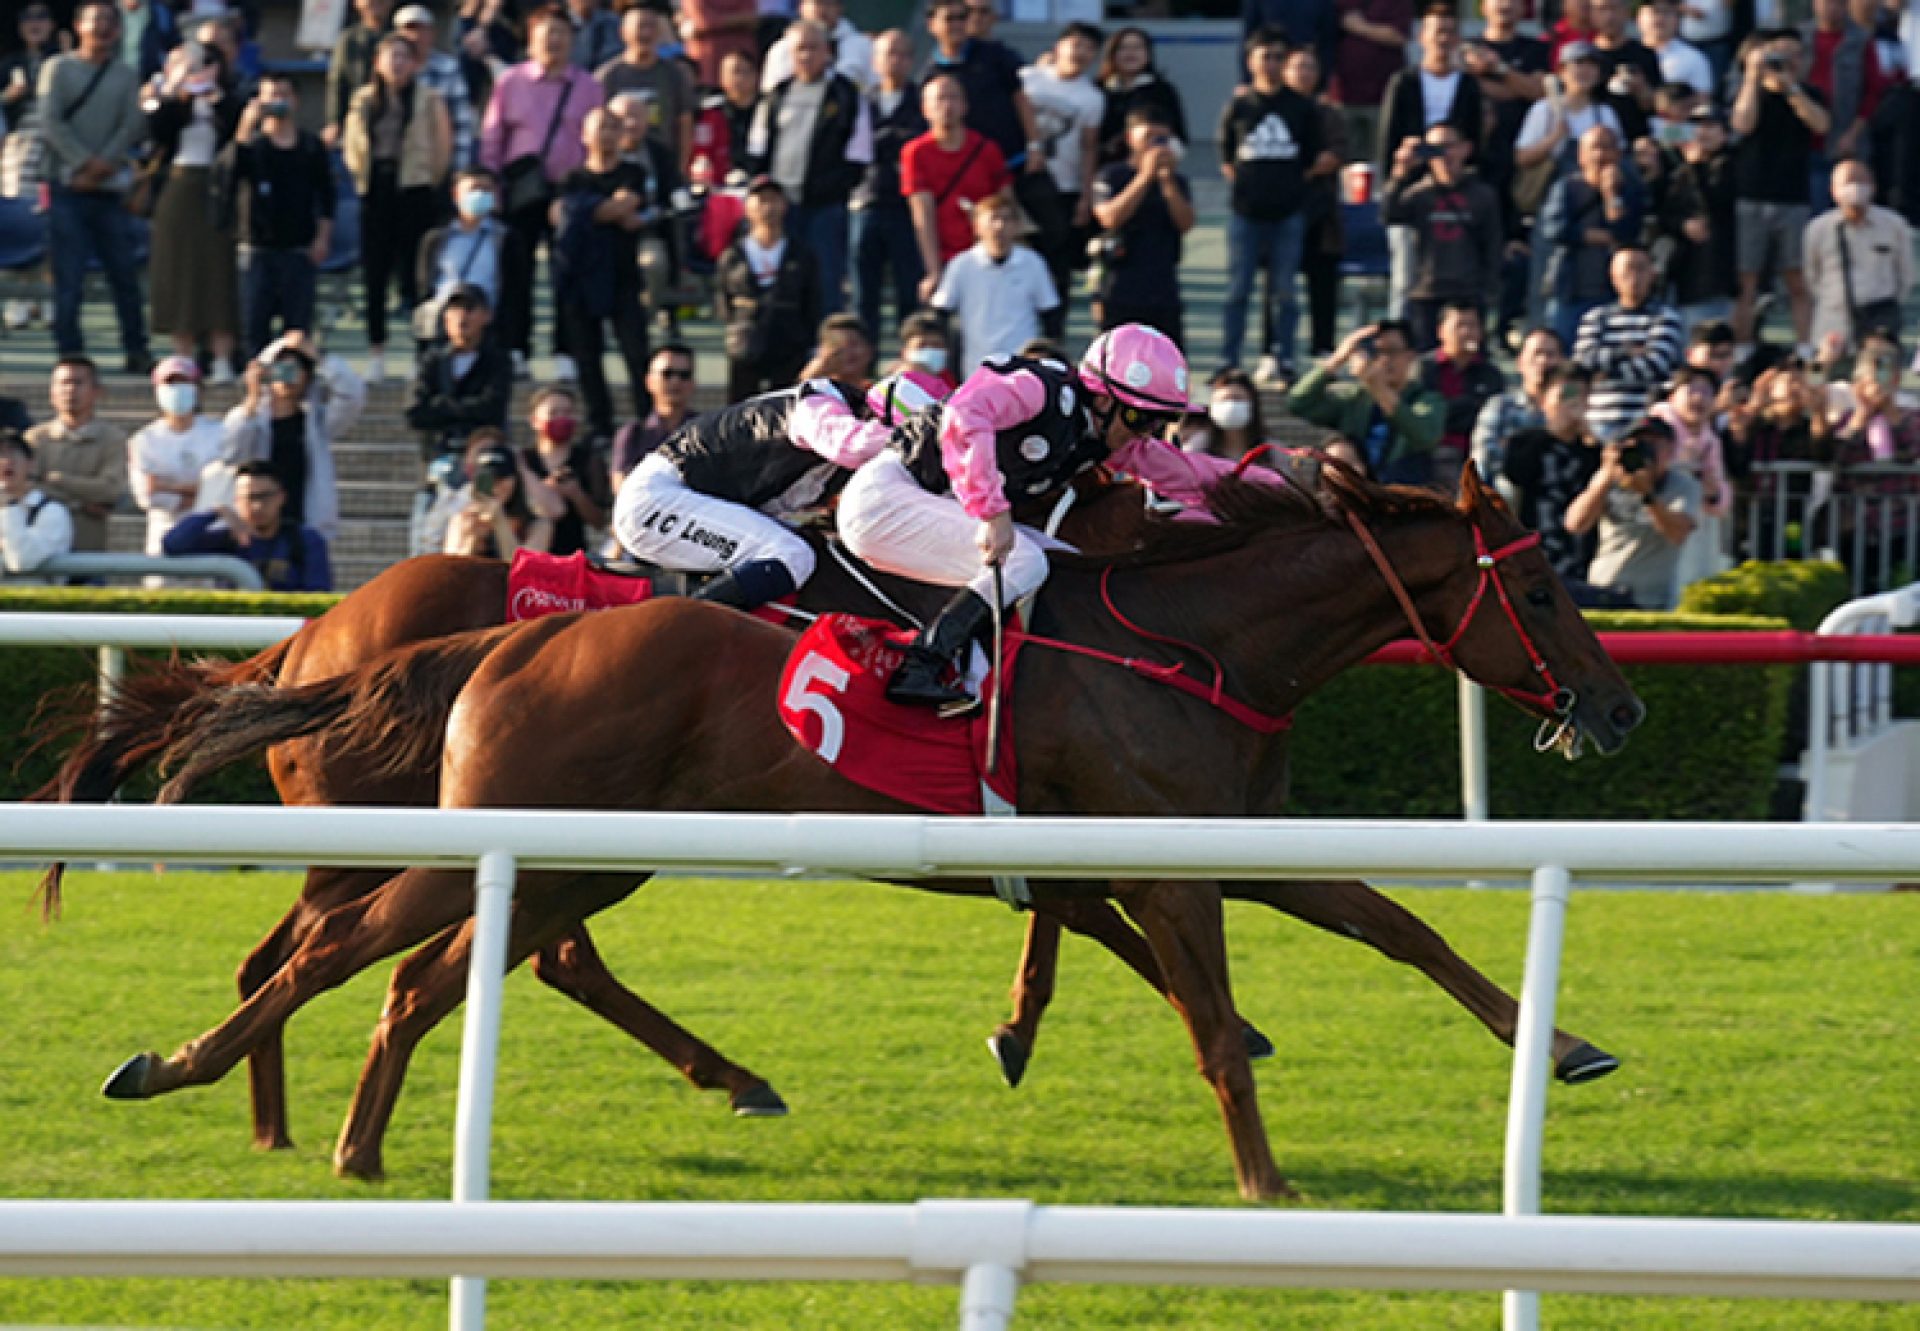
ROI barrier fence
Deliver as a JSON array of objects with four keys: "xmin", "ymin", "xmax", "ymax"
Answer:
[{"xmin": 2, "ymin": 804, "xmax": 1919, "ymax": 1331}]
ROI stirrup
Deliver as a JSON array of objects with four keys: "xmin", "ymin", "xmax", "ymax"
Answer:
[{"xmin": 886, "ymin": 648, "xmax": 972, "ymax": 710}]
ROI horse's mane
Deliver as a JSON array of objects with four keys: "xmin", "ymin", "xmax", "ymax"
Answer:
[{"xmin": 1054, "ymin": 456, "xmax": 1460, "ymax": 571}]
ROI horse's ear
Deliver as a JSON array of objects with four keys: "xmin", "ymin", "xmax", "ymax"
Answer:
[{"xmin": 1457, "ymin": 458, "xmax": 1488, "ymax": 511}]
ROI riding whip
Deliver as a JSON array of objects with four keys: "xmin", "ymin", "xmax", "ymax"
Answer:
[{"xmin": 985, "ymin": 560, "xmax": 1004, "ymax": 776}]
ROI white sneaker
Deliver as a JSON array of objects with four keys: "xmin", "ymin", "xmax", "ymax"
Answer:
[
  {"xmin": 1254, "ymin": 355, "xmax": 1287, "ymax": 386},
  {"xmin": 3, "ymin": 300, "xmax": 28, "ymax": 331},
  {"xmin": 208, "ymin": 360, "xmax": 236, "ymax": 386},
  {"xmin": 367, "ymin": 349, "xmax": 386, "ymax": 386},
  {"xmin": 553, "ymin": 354, "xmax": 579, "ymax": 383}
]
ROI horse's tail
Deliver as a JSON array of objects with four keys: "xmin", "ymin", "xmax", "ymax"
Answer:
[
  {"xmin": 152, "ymin": 623, "xmax": 521, "ymax": 807},
  {"xmin": 21, "ymin": 637, "xmax": 296, "ymax": 919}
]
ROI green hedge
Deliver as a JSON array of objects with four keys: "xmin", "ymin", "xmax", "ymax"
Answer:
[{"xmin": 1676, "ymin": 560, "xmax": 1850, "ymax": 630}]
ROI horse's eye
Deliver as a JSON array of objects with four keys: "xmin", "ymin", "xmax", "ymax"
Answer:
[{"xmin": 1526, "ymin": 586, "xmax": 1554, "ymax": 609}]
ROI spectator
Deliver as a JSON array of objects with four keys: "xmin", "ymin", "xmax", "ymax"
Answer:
[
  {"xmin": 603, "ymin": 89, "xmax": 690, "ymax": 338},
  {"xmin": 1830, "ymin": 336, "xmax": 1920, "ymax": 582},
  {"xmin": 1572, "ymin": 244, "xmax": 1686, "ymax": 439},
  {"xmin": 895, "ymin": 308, "xmax": 956, "ymax": 389},
  {"xmin": 1182, "ymin": 366, "xmax": 1278, "ymax": 458},
  {"xmin": 1512, "ymin": 42, "xmax": 1624, "ymax": 190},
  {"xmin": 1499, "ymin": 364, "xmax": 1600, "ymax": 581},
  {"xmin": 1289, "ymin": 319, "xmax": 1444, "ymax": 485},
  {"xmin": 1650, "ymin": 361, "xmax": 1732, "ymax": 520},
  {"xmin": 924, "ymin": 0, "xmax": 1035, "ymax": 166},
  {"xmin": 1681, "ymin": 0, "xmax": 1737, "ymax": 85},
  {"xmin": 1549, "ymin": 0, "xmax": 1596, "ymax": 60},
  {"xmin": 1095, "ymin": 26, "xmax": 1187, "ymax": 167},
  {"xmin": 552, "ymin": 105, "xmax": 657, "ymax": 442},
  {"xmin": 118, "ymin": 0, "xmax": 178, "ymax": 83},
  {"xmin": 395, "ymin": 4, "xmax": 478, "ymax": 171},
  {"xmin": 1541, "ymin": 125, "xmax": 1643, "ymax": 347},
  {"xmin": 1289, "ymin": 45, "xmax": 1349, "ymax": 361},
  {"xmin": 1244, "ymin": 0, "xmax": 1336, "ymax": 69},
  {"xmin": 1332, "ymin": 0, "xmax": 1412, "ymax": 162},
  {"xmin": 521, "ymin": 383, "xmax": 611, "ymax": 556},
  {"xmin": 1668, "ymin": 107, "xmax": 1737, "ymax": 329},
  {"xmin": 222, "ymin": 332, "xmax": 365, "ymax": 544},
  {"xmin": 39, "ymin": 2, "xmax": 151, "ymax": 373},
  {"xmin": 456, "ymin": 0, "xmax": 522, "ymax": 76},
  {"xmin": 1803, "ymin": 0, "xmax": 1884, "ymax": 164},
  {"xmin": 691, "ymin": 49, "xmax": 759, "ymax": 183},
  {"xmin": 763, "ymin": 0, "xmax": 873, "ymax": 93},
  {"xmin": 1566, "ymin": 418, "xmax": 1700, "ymax": 608},
  {"xmin": 598, "ymin": 6, "xmax": 698, "ymax": 174},
  {"xmin": 611, "ymin": 341, "xmax": 700, "ymax": 489},
  {"xmin": 191, "ymin": 15, "xmax": 256, "ymax": 105},
  {"xmin": 144, "ymin": 38, "xmax": 241, "ymax": 385},
  {"xmin": 1384, "ymin": 122, "xmax": 1503, "ymax": 349},
  {"xmin": 798, "ymin": 310, "xmax": 875, "ymax": 384},
  {"xmin": 1804, "ymin": 157, "xmax": 1913, "ymax": 351},
  {"xmin": 1376, "ymin": 3, "xmax": 1482, "ymax": 317},
  {"xmin": 1637, "ymin": 0, "xmax": 1713, "ymax": 96},
  {"xmin": 930, "ymin": 190, "xmax": 1058, "ymax": 374},
  {"xmin": 715, "ymin": 175, "xmax": 819, "ymax": 399},
  {"xmin": 852, "ymin": 30, "xmax": 927, "ymax": 344},
  {"xmin": 344, "ymin": 34, "xmax": 452, "ymax": 384},
  {"xmin": 1731, "ymin": 30, "xmax": 1829, "ymax": 346},
  {"xmin": 406, "ymin": 283, "xmax": 512, "ymax": 459},
  {"xmin": 1723, "ymin": 357, "xmax": 1835, "ymax": 490},
  {"xmin": 902, "ymin": 74, "xmax": 1008, "ymax": 302},
  {"xmin": 1092, "ymin": 105, "xmax": 1192, "ymax": 342},
  {"xmin": 2, "ymin": 6, "xmax": 61, "ymax": 329},
  {"xmin": 1688, "ymin": 317, "xmax": 1738, "ymax": 379},
  {"xmin": 417, "ymin": 166, "xmax": 507, "ymax": 321},
  {"xmin": 1418, "ymin": 302, "xmax": 1506, "ymax": 483},
  {"xmin": 1471, "ymin": 325, "xmax": 1565, "ymax": 485},
  {"xmin": 1586, "ymin": 0, "xmax": 1659, "ymax": 141},
  {"xmin": 1218, "ymin": 26, "xmax": 1324, "ymax": 382},
  {"xmin": 1019, "ymin": 22, "xmax": 1104, "ymax": 321},
  {"xmin": 1462, "ymin": 0, "xmax": 1549, "ymax": 213},
  {"xmin": 162, "ymin": 460, "xmax": 332, "ymax": 591},
  {"xmin": 24, "ymin": 355, "xmax": 125, "ymax": 554},
  {"xmin": 566, "ymin": 0, "xmax": 621, "ymax": 74},
  {"xmin": 479, "ymin": 5, "xmax": 604, "ymax": 378},
  {"xmin": 128, "ymin": 355, "xmax": 223, "ymax": 560},
  {"xmin": 442, "ymin": 434, "xmax": 556, "ymax": 557},
  {"xmin": 325, "ymin": 0, "xmax": 392, "ymax": 149},
  {"xmin": 0, "ymin": 432, "xmax": 72, "ymax": 575},
  {"xmin": 680, "ymin": 0, "xmax": 760, "ymax": 91},
  {"xmin": 218, "ymin": 75, "xmax": 333, "ymax": 359},
  {"xmin": 746, "ymin": 18, "xmax": 870, "ymax": 317}
]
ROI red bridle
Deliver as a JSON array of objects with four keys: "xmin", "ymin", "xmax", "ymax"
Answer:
[{"xmin": 1343, "ymin": 509, "xmax": 1573, "ymax": 718}]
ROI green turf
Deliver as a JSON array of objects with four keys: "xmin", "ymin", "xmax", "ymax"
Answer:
[{"xmin": 1, "ymin": 869, "xmax": 1916, "ymax": 1328}]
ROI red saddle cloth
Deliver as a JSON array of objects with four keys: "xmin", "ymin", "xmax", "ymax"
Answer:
[
  {"xmin": 507, "ymin": 550, "xmax": 657, "ymax": 622},
  {"xmin": 777, "ymin": 613, "xmax": 1019, "ymax": 815}
]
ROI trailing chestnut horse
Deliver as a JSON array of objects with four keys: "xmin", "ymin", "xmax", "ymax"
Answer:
[{"xmin": 104, "ymin": 464, "xmax": 1642, "ymax": 1199}]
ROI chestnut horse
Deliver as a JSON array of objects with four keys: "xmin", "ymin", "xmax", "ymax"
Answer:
[{"xmin": 103, "ymin": 465, "xmax": 1642, "ymax": 1200}]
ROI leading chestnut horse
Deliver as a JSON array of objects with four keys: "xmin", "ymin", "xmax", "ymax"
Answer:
[{"xmin": 107, "ymin": 463, "xmax": 1642, "ymax": 1200}]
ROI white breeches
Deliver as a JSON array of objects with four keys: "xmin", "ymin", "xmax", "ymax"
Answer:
[
  {"xmin": 836, "ymin": 452, "xmax": 1050, "ymax": 607},
  {"xmin": 612, "ymin": 453, "xmax": 817, "ymax": 583}
]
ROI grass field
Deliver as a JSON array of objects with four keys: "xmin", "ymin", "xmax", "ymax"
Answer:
[{"xmin": 1, "ymin": 867, "xmax": 1917, "ymax": 1329}]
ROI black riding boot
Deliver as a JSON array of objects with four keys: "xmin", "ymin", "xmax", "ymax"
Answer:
[
  {"xmin": 886, "ymin": 588, "xmax": 995, "ymax": 710},
  {"xmin": 691, "ymin": 558, "xmax": 797, "ymax": 611}
]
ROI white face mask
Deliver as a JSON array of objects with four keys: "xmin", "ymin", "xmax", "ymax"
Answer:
[
  {"xmin": 1837, "ymin": 181, "xmax": 1873, "ymax": 209},
  {"xmin": 906, "ymin": 345, "xmax": 948, "ymax": 374},
  {"xmin": 1209, "ymin": 397, "xmax": 1253, "ymax": 432},
  {"xmin": 155, "ymin": 383, "xmax": 197, "ymax": 416}
]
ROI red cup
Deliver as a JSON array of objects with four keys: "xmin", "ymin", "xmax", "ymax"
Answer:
[{"xmin": 1342, "ymin": 163, "xmax": 1374, "ymax": 206}]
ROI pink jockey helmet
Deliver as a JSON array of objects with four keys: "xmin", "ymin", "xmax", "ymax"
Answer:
[
  {"xmin": 1076, "ymin": 324, "xmax": 1192, "ymax": 414},
  {"xmin": 866, "ymin": 369, "xmax": 950, "ymax": 425}
]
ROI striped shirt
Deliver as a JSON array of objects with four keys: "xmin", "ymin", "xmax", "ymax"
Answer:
[{"xmin": 1570, "ymin": 301, "xmax": 1685, "ymax": 442}]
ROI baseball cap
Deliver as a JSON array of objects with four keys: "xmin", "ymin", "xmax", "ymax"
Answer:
[
  {"xmin": 394, "ymin": 4, "xmax": 436, "ymax": 27},
  {"xmin": 1558, "ymin": 40, "xmax": 1599, "ymax": 65},
  {"xmin": 444, "ymin": 282, "xmax": 491, "ymax": 310},
  {"xmin": 744, "ymin": 174, "xmax": 785, "ymax": 198},
  {"xmin": 150, "ymin": 354, "xmax": 201, "ymax": 385}
]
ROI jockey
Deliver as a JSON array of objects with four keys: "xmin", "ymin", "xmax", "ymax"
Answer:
[
  {"xmin": 838, "ymin": 324, "xmax": 1240, "ymax": 709},
  {"xmin": 613, "ymin": 371, "xmax": 947, "ymax": 610}
]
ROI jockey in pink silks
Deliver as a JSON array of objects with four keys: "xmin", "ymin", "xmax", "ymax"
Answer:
[
  {"xmin": 612, "ymin": 370, "xmax": 947, "ymax": 610},
  {"xmin": 836, "ymin": 323, "xmax": 1242, "ymax": 709}
]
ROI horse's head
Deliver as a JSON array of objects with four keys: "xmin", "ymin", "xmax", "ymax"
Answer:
[{"xmin": 1434, "ymin": 463, "xmax": 1645, "ymax": 758}]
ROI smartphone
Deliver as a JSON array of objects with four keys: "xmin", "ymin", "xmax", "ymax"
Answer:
[{"xmin": 474, "ymin": 469, "xmax": 497, "ymax": 499}]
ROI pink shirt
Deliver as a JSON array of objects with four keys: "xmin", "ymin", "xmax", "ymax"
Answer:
[
  {"xmin": 1650, "ymin": 402, "xmax": 1730, "ymax": 518},
  {"xmin": 791, "ymin": 389, "xmax": 893, "ymax": 469},
  {"xmin": 938, "ymin": 367, "xmax": 1236, "ymax": 521},
  {"xmin": 478, "ymin": 62, "xmax": 603, "ymax": 182}
]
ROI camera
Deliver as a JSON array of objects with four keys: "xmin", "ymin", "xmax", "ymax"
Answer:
[
  {"xmin": 1618, "ymin": 442, "xmax": 1650, "ymax": 474},
  {"xmin": 473, "ymin": 468, "xmax": 498, "ymax": 498},
  {"xmin": 1411, "ymin": 143, "xmax": 1444, "ymax": 165},
  {"xmin": 1762, "ymin": 52, "xmax": 1788, "ymax": 74},
  {"xmin": 1354, "ymin": 334, "xmax": 1378, "ymax": 358}
]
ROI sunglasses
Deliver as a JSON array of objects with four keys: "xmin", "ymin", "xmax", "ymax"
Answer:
[
  {"xmin": 654, "ymin": 365, "xmax": 694, "ymax": 381},
  {"xmin": 1117, "ymin": 404, "xmax": 1177, "ymax": 435}
]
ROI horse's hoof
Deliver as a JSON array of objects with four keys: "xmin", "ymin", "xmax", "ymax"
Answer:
[
  {"xmin": 1243, "ymin": 1177, "xmax": 1303, "ymax": 1204},
  {"xmin": 731, "ymin": 1084, "xmax": 789, "ymax": 1117},
  {"xmin": 987, "ymin": 1030, "xmax": 1029, "ymax": 1089},
  {"xmin": 333, "ymin": 1152, "xmax": 385, "ymax": 1183},
  {"xmin": 252, "ymin": 1133, "xmax": 295, "ymax": 1153},
  {"xmin": 1555, "ymin": 1041, "xmax": 1621, "ymax": 1085},
  {"xmin": 1242, "ymin": 1023, "xmax": 1275, "ymax": 1062},
  {"xmin": 101, "ymin": 1052, "xmax": 157, "ymax": 1100}
]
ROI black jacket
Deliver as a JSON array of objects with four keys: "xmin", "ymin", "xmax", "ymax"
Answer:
[
  {"xmin": 1374, "ymin": 67, "xmax": 1482, "ymax": 177},
  {"xmin": 715, "ymin": 238, "xmax": 821, "ymax": 373},
  {"xmin": 405, "ymin": 336, "xmax": 513, "ymax": 458},
  {"xmin": 748, "ymin": 72, "xmax": 866, "ymax": 209},
  {"xmin": 858, "ymin": 81, "xmax": 927, "ymax": 210}
]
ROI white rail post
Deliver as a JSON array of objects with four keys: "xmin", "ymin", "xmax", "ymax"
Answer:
[
  {"xmin": 1459, "ymin": 677, "xmax": 1489, "ymax": 823},
  {"xmin": 959, "ymin": 1263, "xmax": 1021, "ymax": 1331},
  {"xmin": 450, "ymin": 850, "xmax": 517, "ymax": 1331},
  {"xmin": 1503, "ymin": 863, "xmax": 1571, "ymax": 1331}
]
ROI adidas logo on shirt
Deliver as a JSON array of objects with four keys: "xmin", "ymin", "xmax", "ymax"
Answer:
[{"xmin": 1238, "ymin": 114, "xmax": 1299, "ymax": 163}]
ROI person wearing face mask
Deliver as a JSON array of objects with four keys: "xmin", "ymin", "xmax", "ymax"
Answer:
[
  {"xmin": 219, "ymin": 75, "xmax": 334, "ymax": 359},
  {"xmin": 895, "ymin": 309, "xmax": 956, "ymax": 389},
  {"xmin": 1804, "ymin": 157, "xmax": 1913, "ymax": 353},
  {"xmin": 614, "ymin": 369, "xmax": 947, "ymax": 610},
  {"xmin": 220, "ymin": 331, "xmax": 366, "ymax": 545},
  {"xmin": 1182, "ymin": 367, "xmax": 1273, "ymax": 459},
  {"xmin": 416, "ymin": 166, "xmax": 507, "ymax": 330},
  {"xmin": 516, "ymin": 384, "xmax": 612, "ymax": 556},
  {"xmin": 128, "ymin": 356, "xmax": 226, "ymax": 574}
]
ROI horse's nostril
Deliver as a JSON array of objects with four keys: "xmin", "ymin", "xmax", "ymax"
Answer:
[{"xmin": 1609, "ymin": 701, "xmax": 1645, "ymax": 734}]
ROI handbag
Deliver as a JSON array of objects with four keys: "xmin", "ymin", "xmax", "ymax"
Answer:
[
  {"xmin": 501, "ymin": 77, "xmax": 574, "ymax": 215},
  {"xmin": 1838, "ymin": 222, "xmax": 1902, "ymax": 341},
  {"xmin": 123, "ymin": 154, "xmax": 162, "ymax": 218}
]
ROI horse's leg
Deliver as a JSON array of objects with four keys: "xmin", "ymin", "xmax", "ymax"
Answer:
[
  {"xmin": 1227, "ymin": 878, "xmax": 1618, "ymax": 1083},
  {"xmin": 333, "ymin": 871, "xmax": 635, "ymax": 1181},
  {"xmin": 531, "ymin": 924, "xmax": 788, "ymax": 1116},
  {"xmin": 992, "ymin": 897, "xmax": 1275, "ymax": 1090},
  {"xmin": 238, "ymin": 867, "xmax": 394, "ymax": 1151},
  {"xmin": 1117, "ymin": 881, "xmax": 1294, "ymax": 1204},
  {"xmin": 102, "ymin": 866, "xmax": 474, "ymax": 1101}
]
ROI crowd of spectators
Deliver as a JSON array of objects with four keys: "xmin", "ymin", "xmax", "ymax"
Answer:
[{"xmin": 0, "ymin": 0, "xmax": 1916, "ymax": 609}]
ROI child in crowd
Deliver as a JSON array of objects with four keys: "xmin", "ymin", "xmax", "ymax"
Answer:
[{"xmin": 930, "ymin": 191, "xmax": 1059, "ymax": 376}]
